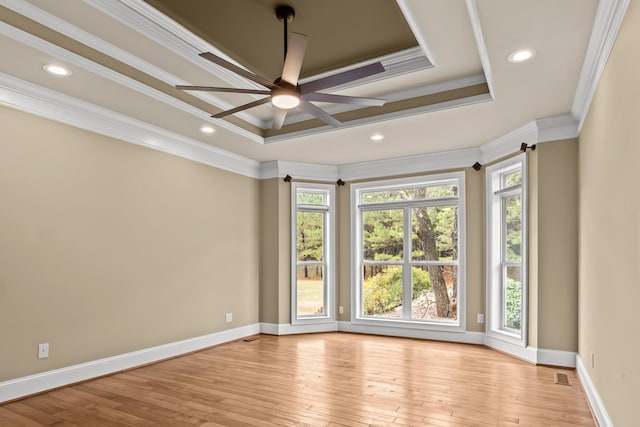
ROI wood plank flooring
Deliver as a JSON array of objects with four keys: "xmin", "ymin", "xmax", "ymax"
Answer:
[{"xmin": 0, "ymin": 333, "xmax": 595, "ymax": 426}]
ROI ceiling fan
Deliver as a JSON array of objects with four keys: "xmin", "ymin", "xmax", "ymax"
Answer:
[{"xmin": 175, "ymin": 5, "xmax": 386, "ymax": 130}]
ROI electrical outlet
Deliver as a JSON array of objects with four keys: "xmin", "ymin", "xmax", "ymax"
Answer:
[
  {"xmin": 339, "ymin": 306, "xmax": 344, "ymax": 314},
  {"xmin": 225, "ymin": 313, "xmax": 233, "ymax": 323},
  {"xmin": 38, "ymin": 343, "xmax": 49, "ymax": 359},
  {"xmin": 477, "ymin": 313, "xmax": 484, "ymax": 324}
]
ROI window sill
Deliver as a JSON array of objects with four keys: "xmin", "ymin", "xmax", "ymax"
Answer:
[
  {"xmin": 352, "ymin": 316, "xmax": 465, "ymax": 333},
  {"xmin": 291, "ymin": 316, "xmax": 335, "ymax": 326}
]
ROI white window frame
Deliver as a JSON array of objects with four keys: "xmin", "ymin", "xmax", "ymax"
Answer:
[
  {"xmin": 350, "ymin": 172, "xmax": 466, "ymax": 332},
  {"xmin": 291, "ymin": 182, "xmax": 335, "ymax": 325},
  {"xmin": 485, "ymin": 154, "xmax": 528, "ymax": 346}
]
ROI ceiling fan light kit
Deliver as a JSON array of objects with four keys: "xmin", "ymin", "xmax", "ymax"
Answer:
[
  {"xmin": 271, "ymin": 86, "xmax": 300, "ymax": 109},
  {"xmin": 175, "ymin": 5, "xmax": 386, "ymax": 130}
]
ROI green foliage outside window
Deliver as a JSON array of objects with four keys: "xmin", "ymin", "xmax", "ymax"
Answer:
[
  {"xmin": 505, "ymin": 278, "xmax": 522, "ymax": 330},
  {"xmin": 361, "ymin": 184, "xmax": 459, "ymax": 317},
  {"xmin": 363, "ymin": 266, "xmax": 431, "ymax": 315}
]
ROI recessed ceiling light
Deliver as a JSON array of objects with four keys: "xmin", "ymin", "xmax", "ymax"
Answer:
[
  {"xmin": 43, "ymin": 64, "xmax": 71, "ymax": 76},
  {"xmin": 508, "ymin": 49, "xmax": 536, "ymax": 63},
  {"xmin": 200, "ymin": 125, "xmax": 215, "ymax": 134},
  {"xmin": 370, "ymin": 133, "xmax": 385, "ymax": 142}
]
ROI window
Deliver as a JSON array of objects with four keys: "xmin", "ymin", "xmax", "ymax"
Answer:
[
  {"xmin": 486, "ymin": 155, "xmax": 527, "ymax": 345},
  {"xmin": 291, "ymin": 183, "xmax": 335, "ymax": 324},
  {"xmin": 351, "ymin": 172, "xmax": 465, "ymax": 331}
]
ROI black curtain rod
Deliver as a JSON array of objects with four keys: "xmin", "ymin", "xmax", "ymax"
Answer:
[{"xmin": 283, "ymin": 175, "xmax": 345, "ymax": 186}]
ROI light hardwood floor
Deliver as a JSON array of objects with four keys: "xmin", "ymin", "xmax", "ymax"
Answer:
[{"xmin": 0, "ymin": 333, "xmax": 595, "ymax": 426}]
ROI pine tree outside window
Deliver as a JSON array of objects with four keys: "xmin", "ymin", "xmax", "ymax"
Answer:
[
  {"xmin": 351, "ymin": 172, "xmax": 466, "ymax": 331},
  {"xmin": 292, "ymin": 183, "xmax": 335, "ymax": 324}
]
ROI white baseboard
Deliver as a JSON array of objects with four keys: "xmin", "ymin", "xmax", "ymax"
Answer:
[
  {"xmin": 0, "ymin": 323, "xmax": 260, "ymax": 403},
  {"xmin": 259, "ymin": 322, "xmax": 338, "ymax": 335},
  {"xmin": 263, "ymin": 322, "xmax": 576, "ymax": 367},
  {"xmin": 576, "ymin": 354, "xmax": 613, "ymax": 427},
  {"xmin": 337, "ymin": 321, "xmax": 485, "ymax": 344},
  {"xmin": 483, "ymin": 335, "xmax": 538, "ymax": 363},
  {"xmin": 1, "ymin": 322, "xmax": 579, "ymax": 404},
  {"xmin": 483, "ymin": 335, "xmax": 577, "ymax": 367},
  {"xmin": 537, "ymin": 348, "xmax": 577, "ymax": 368}
]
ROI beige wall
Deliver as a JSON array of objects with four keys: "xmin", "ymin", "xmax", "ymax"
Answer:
[
  {"xmin": 0, "ymin": 106, "xmax": 260, "ymax": 381},
  {"xmin": 464, "ymin": 166, "xmax": 485, "ymax": 333},
  {"xmin": 527, "ymin": 151, "xmax": 540, "ymax": 348},
  {"xmin": 258, "ymin": 178, "xmax": 291, "ymax": 324},
  {"xmin": 528, "ymin": 140, "xmax": 579, "ymax": 352},
  {"xmin": 258, "ymin": 179, "xmax": 279, "ymax": 324},
  {"xmin": 578, "ymin": 1, "xmax": 640, "ymax": 424},
  {"xmin": 0, "ymin": 100, "xmax": 581, "ymax": 386},
  {"xmin": 337, "ymin": 182, "xmax": 351, "ymax": 321}
]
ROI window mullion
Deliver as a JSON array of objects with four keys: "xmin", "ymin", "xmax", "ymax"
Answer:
[
  {"xmin": 359, "ymin": 198, "xmax": 458, "ymax": 211},
  {"xmin": 402, "ymin": 207, "xmax": 412, "ymax": 319}
]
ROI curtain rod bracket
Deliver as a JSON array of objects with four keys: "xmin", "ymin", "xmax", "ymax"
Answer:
[
  {"xmin": 472, "ymin": 162, "xmax": 482, "ymax": 171},
  {"xmin": 521, "ymin": 142, "xmax": 537, "ymax": 152},
  {"xmin": 284, "ymin": 174, "xmax": 292, "ymax": 182}
]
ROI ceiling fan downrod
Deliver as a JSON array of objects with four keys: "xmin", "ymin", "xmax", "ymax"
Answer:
[{"xmin": 276, "ymin": 5, "xmax": 295, "ymax": 61}]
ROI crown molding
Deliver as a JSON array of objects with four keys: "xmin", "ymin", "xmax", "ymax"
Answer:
[
  {"xmin": 266, "ymin": 92, "xmax": 493, "ymax": 144},
  {"xmin": 478, "ymin": 113, "xmax": 579, "ymax": 165},
  {"xmin": 82, "ymin": 0, "xmax": 268, "ymax": 129},
  {"xmin": 1, "ymin": 66, "xmax": 575, "ymax": 182},
  {"xmin": 2, "ymin": 0, "xmax": 499, "ymax": 141},
  {"xmin": 480, "ymin": 122, "xmax": 538, "ymax": 164},
  {"xmin": 536, "ymin": 113, "xmax": 579, "ymax": 143},
  {"xmin": 285, "ymin": 73, "xmax": 487, "ymax": 125},
  {"xmin": 87, "ymin": 0, "xmax": 264, "ymax": 92},
  {"xmin": 339, "ymin": 148, "xmax": 479, "ymax": 182},
  {"xmin": 260, "ymin": 161, "xmax": 339, "ymax": 182},
  {"xmin": 297, "ymin": 46, "xmax": 432, "ymax": 93},
  {"xmin": 396, "ymin": 0, "xmax": 436, "ymax": 67},
  {"xmin": 0, "ymin": 20, "xmax": 262, "ymax": 146},
  {"xmin": 89, "ymin": 0, "xmax": 432, "ymax": 132},
  {"xmin": 572, "ymin": 0, "xmax": 630, "ymax": 132},
  {"xmin": 0, "ymin": 0, "xmax": 266, "ymax": 132},
  {"xmin": 0, "ymin": 72, "xmax": 261, "ymax": 178},
  {"xmin": 465, "ymin": 0, "xmax": 495, "ymax": 99}
]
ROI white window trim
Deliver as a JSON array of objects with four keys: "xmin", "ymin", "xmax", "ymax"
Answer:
[
  {"xmin": 485, "ymin": 154, "xmax": 528, "ymax": 347},
  {"xmin": 291, "ymin": 182, "xmax": 335, "ymax": 325},
  {"xmin": 350, "ymin": 172, "xmax": 466, "ymax": 333}
]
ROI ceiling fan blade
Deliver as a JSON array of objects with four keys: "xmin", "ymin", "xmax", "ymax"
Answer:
[
  {"xmin": 281, "ymin": 33, "xmax": 308, "ymax": 86},
  {"xmin": 300, "ymin": 62, "xmax": 385, "ymax": 94},
  {"xmin": 272, "ymin": 108, "xmax": 288, "ymax": 130},
  {"xmin": 176, "ymin": 85, "xmax": 271, "ymax": 95},
  {"xmin": 303, "ymin": 92, "xmax": 386, "ymax": 106},
  {"xmin": 199, "ymin": 52, "xmax": 277, "ymax": 89},
  {"xmin": 212, "ymin": 97, "xmax": 271, "ymax": 118},
  {"xmin": 299, "ymin": 100, "xmax": 342, "ymax": 127}
]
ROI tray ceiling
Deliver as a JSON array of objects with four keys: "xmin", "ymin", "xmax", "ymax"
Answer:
[{"xmin": 0, "ymin": 0, "xmax": 600, "ymax": 166}]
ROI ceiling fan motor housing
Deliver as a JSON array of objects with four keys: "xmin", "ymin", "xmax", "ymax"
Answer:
[{"xmin": 276, "ymin": 5, "xmax": 295, "ymax": 23}]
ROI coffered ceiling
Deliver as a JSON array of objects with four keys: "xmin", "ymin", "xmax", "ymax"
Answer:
[{"xmin": 0, "ymin": 0, "xmax": 603, "ymax": 167}]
